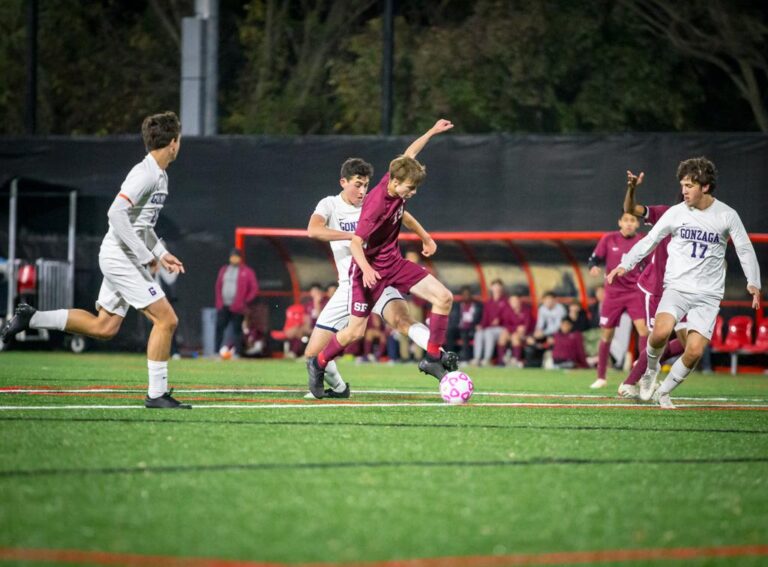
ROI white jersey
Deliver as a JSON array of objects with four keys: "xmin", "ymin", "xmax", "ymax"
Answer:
[
  {"xmin": 313, "ymin": 194, "xmax": 362, "ymax": 284},
  {"xmin": 102, "ymin": 153, "xmax": 168, "ymax": 264},
  {"xmin": 620, "ymin": 200, "xmax": 761, "ymax": 300}
]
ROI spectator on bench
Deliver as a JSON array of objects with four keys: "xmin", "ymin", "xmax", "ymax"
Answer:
[{"xmin": 471, "ymin": 279, "xmax": 507, "ymax": 366}]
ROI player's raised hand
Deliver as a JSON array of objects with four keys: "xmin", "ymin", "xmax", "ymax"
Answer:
[
  {"xmin": 161, "ymin": 252, "xmax": 185, "ymax": 274},
  {"xmin": 362, "ymin": 267, "xmax": 381, "ymax": 288},
  {"xmin": 606, "ymin": 266, "xmax": 626, "ymax": 285},
  {"xmin": 747, "ymin": 285, "xmax": 761, "ymax": 309},
  {"xmin": 627, "ymin": 170, "xmax": 644, "ymax": 190},
  {"xmin": 421, "ymin": 237, "xmax": 437, "ymax": 257},
  {"xmin": 430, "ymin": 119, "xmax": 454, "ymax": 135}
]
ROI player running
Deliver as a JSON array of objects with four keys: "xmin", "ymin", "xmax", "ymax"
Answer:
[
  {"xmin": 617, "ymin": 170, "xmax": 686, "ymax": 399},
  {"xmin": 306, "ymin": 119, "xmax": 457, "ymax": 395},
  {"xmin": 304, "ymin": 123, "xmax": 457, "ymax": 399},
  {"xmin": 608, "ymin": 157, "xmax": 761, "ymax": 408},
  {"xmin": 587, "ymin": 212, "xmax": 649, "ymax": 389},
  {"xmin": 1, "ymin": 112, "xmax": 190, "ymax": 409}
]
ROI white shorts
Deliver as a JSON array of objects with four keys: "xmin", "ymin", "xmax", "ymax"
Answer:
[
  {"xmin": 315, "ymin": 282, "xmax": 403, "ymax": 331},
  {"xmin": 656, "ymin": 289, "xmax": 719, "ymax": 340},
  {"xmin": 95, "ymin": 251, "xmax": 165, "ymax": 318}
]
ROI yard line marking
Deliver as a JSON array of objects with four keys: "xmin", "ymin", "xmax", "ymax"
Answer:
[
  {"xmin": 1, "ymin": 543, "xmax": 768, "ymax": 566},
  {"xmin": 2, "ymin": 387, "xmax": 766, "ymax": 403},
  {"xmin": 1, "ymin": 402, "xmax": 768, "ymax": 411}
]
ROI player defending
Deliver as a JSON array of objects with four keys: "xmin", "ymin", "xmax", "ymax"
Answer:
[
  {"xmin": 306, "ymin": 120, "xmax": 457, "ymax": 392},
  {"xmin": 587, "ymin": 212, "xmax": 649, "ymax": 389},
  {"xmin": 617, "ymin": 170, "xmax": 686, "ymax": 399},
  {"xmin": 608, "ymin": 157, "xmax": 761, "ymax": 408},
  {"xmin": 1, "ymin": 112, "xmax": 190, "ymax": 409},
  {"xmin": 305, "ymin": 120, "xmax": 457, "ymax": 398}
]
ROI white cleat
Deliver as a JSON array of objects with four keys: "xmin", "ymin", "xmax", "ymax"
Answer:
[
  {"xmin": 590, "ymin": 378, "xmax": 607, "ymax": 389},
  {"xmin": 653, "ymin": 390, "xmax": 676, "ymax": 409},
  {"xmin": 638, "ymin": 369, "xmax": 659, "ymax": 402},
  {"xmin": 617, "ymin": 383, "xmax": 639, "ymax": 399}
]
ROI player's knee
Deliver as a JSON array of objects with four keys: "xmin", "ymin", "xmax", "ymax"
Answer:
[
  {"xmin": 684, "ymin": 343, "xmax": 705, "ymax": 362},
  {"xmin": 96, "ymin": 319, "xmax": 121, "ymax": 340},
  {"xmin": 434, "ymin": 288, "xmax": 453, "ymax": 311}
]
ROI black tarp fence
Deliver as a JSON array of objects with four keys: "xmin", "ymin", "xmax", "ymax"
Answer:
[{"xmin": 1, "ymin": 133, "xmax": 766, "ymax": 351}]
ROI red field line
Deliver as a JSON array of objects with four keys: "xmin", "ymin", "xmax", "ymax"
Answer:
[{"xmin": 2, "ymin": 544, "xmax": 768, "ymax": 566}]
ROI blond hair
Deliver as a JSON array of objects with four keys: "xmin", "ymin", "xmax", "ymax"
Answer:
[{"xmin": 389, "ymin": 155, "xmax": 427, "ymax": 186}]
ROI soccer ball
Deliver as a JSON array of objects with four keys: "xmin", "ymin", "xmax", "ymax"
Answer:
[{"xmin": 439, "ymin": 371, "xmax": 474, "ymax": 404}]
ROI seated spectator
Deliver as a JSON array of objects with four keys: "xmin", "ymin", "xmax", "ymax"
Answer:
[
  {"xmin": 448, "ymin": 286, "xmax": 482, "ymax": 362},
  {"xmin": 471, "ymin": 279, "xmax": 507, "ymax": 366},
  {"xmin": 548, "ymin": 317, "xmax": 589, "ymax": 369},
  {"xmin": 497, "ymin": 294, "xmax": 533, "ymax": 367},
  {"xmin": 282, "ymin": 302, "xmax": 311, "ymax": 358},
  {"xmin": 242, "ymin": 303, "xmax": 269, "ymax": 357},
  {"xmin": 303, "ymin": 282, "xmax": 327, "ymax": 328},
  {"xmin": 360, "ymin": 314, "xmax": 387, "ymax": 363},
  {"xmin": 525, "ymin": 291, "xmax": 567, "ymax": 367},
  {"xmin": 567, "ymin": 300, "xmax": 590, "ymax": 332}
]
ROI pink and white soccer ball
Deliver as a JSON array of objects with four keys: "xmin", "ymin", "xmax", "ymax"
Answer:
[{"xmin": 439, "ymin": 371, "xmax": 474, "ymax": 404}]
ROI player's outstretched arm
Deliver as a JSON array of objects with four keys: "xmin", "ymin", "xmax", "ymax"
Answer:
[
  {"xmin": 307, "ymin": 214, "xmax": 352, "ymax": 242},
  {"xmin": 403, "ymin": 119, "xmax": 454, "ymax": 159},
  {"xmin": 728, "ymin": 212, "xmax": 762, "ymax": 308},
  {"xmin": 624, "ymin": 170, "xmax": 646, "ymax": 217},
  {"xmin": 107, "ymin": 197, "xmax": 155, "ymax": 267},
  {"xmin": 402, "ymin": 211, "xmax": 437, "ymax": 257}
]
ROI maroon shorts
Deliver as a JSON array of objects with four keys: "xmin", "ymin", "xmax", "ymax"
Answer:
[
  {"xmin": 599, "ymin": 289, "xmax": 645, "ymax": 328},
  {"xmin": 349, "ymin": 257, "xmax": 428, "ymax": 317}
]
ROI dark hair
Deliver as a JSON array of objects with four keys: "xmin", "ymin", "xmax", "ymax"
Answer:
[
  {"xmin": 309, "ymin": 282, "xmax": 322, "ymax": 290},
  {"xmin": 677, "ymin": 157, "xmax": 717, "ymax": 193},
  {"xmin": 490, "ymin": 279, "xmax": 504, "ymax": 286},
  {"xmin": 340, "ymin": 158, "xmax": 373, "ymax": 180},
  {"xmin": 142, "ymin": 111, "xmax": 181, "ymax": 151},
  {"xmin": 543, "ymin": 291, "xmax": 556, "ymax": 298}
]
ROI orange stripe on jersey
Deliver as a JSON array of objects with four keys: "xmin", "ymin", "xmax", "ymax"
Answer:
[{"xmin": 117, "ymin": 193, "xmax": 134, "ymax": 206}]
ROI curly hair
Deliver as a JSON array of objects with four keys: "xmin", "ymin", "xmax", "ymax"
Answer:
[{"xmin": 677, "ymin": 157, "xmax": 717, "ymax": 193}]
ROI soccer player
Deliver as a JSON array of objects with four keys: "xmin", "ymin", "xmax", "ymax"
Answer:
[
  {"xmin": 608, "ymin": 157, "xmax": 761, "ymax": 408},
  {"xmin": 1, "ymin": 112, "xmax": 189, "ymax": 409},
  {"xmin": 304, "ymin": 119, "xmax": 457, "ymax": 399},
  {"xmin": 587, "ymin": 212, "xmax": 649, "ymax": 389},
  {"xmin": 306, "ymin": 119, "xmax": 457, "ymax": 394},
  {"xmin": 617, "ymin": 170, "xmax": 686, "ymax": 399}
]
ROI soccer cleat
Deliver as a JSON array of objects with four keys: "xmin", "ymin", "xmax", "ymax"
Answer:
[
  {"xmin": 1, "ymin": 303, "xmax": 36, "ymax": 344},
  {"xmin": 653, "ymin": 390, "xmax": 676, "ymax": 409},
  {"xmin": 306, "ymin": 356, "xmax": 326, "ymax": 399},
  {"xmin": 617, "ymin": 383, "xmax": 639, "ymax": 399},
  {"xmin": 419, "ymin": 356, "xmax": 448, "ymax": 381},
  {"xmin": 440, "ymin": 350, "xmax": 460, "ymax": 372},
  {"xmin": 638, "ymin": 368, "xmax": 659, "ymax": 401},
  {"xmin": 144, "ymin": 389, "xmax": 191, "ymax": 409},
  {"xmin": 589, "ymin": 378, "xmax": 607, "ymax": 389},
  {"xmin": 325, "ymin": 382, "xmax": 351, "ymax": 399}
]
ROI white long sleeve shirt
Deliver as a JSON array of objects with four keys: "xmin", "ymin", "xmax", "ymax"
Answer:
[{"xmin": 619, "ymin": 200, "xmax": 761, "ymax": 300}]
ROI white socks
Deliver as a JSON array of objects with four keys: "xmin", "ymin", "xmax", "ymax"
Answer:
[
  {"xmin": 147, "ymin": 360, "xmax": 168, "ymax": 399},
  {"xmin": 658, "ymin": 359, "xmax": 692, "ymax": 395},
  {"xmin": 30, "ymin": 310, "xmax": 68, "ymax": 331},
  {"xmin": 324, "ymin": 360, "xmax": 346, "ymax": 393},
  {"xmin": 646, "ymin": 343, "xmax": 665, "ymax": 373},
  {"xmin": 408, "ymin": 323, "xmax": 430, "ymax": 351}
]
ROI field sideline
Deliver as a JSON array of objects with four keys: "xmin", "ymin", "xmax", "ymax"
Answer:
[{"xmin": 1, "ymin": 352, "xmax": 767, "ymax": 566}]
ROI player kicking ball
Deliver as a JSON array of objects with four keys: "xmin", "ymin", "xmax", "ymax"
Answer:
[
  {"xmin": 608, "ymin": 157, "xmax": 761, "ymax": 409},
  {"xmin": 1, "ymin": 112, "xmax": 190, "ymax": 409},
  {"xmin": 306, "ymin": 119, "xmax": 457, "ymax": 393},
  {"xmin": 304, "ymin": 125, "xmax": 457, "ymax": 399}
]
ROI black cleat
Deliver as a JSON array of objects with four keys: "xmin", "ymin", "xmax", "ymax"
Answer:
[
  {"xmin": 306, "ymin": 356, "xmax": 326, "ymax": 399},
  {"xmin": 441, "ymin": 350, "xmax": 459, "ymax": 372},
  {"xmin": 145, "ymin": 388, "xmax": 192, "ymax": 409},
  {"xmin": 418, "ymin": 355, "xmax": 449, "ymax": 381},
  {"xmin": 1, "ymin": 303, "xmax": 36, "ymax": 344},
  {"xmin": 324, "ymin": 382, "xmax": 350, "ymax": 399}
]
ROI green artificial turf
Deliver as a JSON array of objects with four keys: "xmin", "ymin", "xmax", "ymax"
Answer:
[{"xmin": 0, "ymin": 352, "xmax": 767, "ymax": 566}]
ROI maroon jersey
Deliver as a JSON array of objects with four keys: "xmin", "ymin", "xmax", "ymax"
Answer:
[
  {"xmin": 502, "ymin": 304, "xmax": 533, "ymax": 333},
  {"xmin": 459, "ymin": 301, "xmax": 480, "ymax": 331},
  {"xmin": 592, "ymin": 231, "xmax": 644, "ymax": 295},
  {"xmin": 480, "ymin": 296, "xmax": 507, "ymax": 327},
  {"xmin": 354, "ymin": 173, "xmax": 405, "ymax": 271},
  {"xmin": 551, "ymin": 331, "xmax": 588, "ymax": 368},
  {"xmin": 636, "ymin": 205, "xmax": 671, "ymax": 297}
]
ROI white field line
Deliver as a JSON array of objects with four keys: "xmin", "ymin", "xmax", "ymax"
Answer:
[
  {"xmin": 1, "ymin": 402, "xmax": 768, "ymax": 411},
  {"xmin": 1, "ymin": 387, "xmax": 767, "ymax": 404}
]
